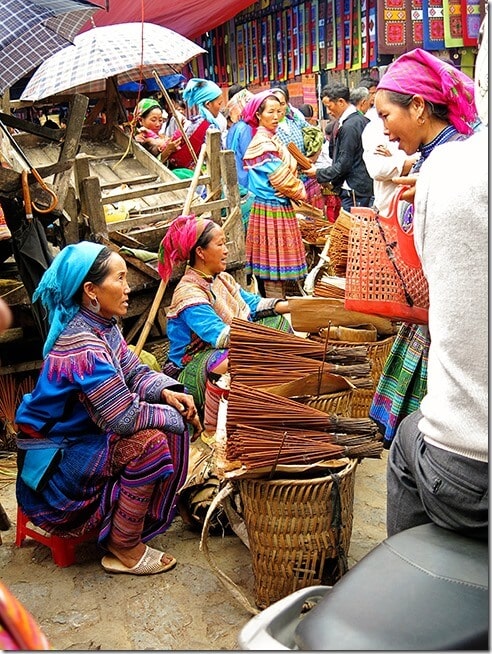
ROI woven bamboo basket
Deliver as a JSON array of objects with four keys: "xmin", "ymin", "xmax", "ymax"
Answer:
[
  {"xmin": 320, "ymin": 335, "xmax": 395, "ymax": 417},
  {"xmin": 302, "ymin": 388, "xmax": 353, "ymax": 416},
  {"xmin": 237, "ymin": 458, "xmax": 358, "ymax": 609}
]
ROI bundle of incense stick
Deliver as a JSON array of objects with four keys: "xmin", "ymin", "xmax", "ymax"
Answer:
[
  {"xmin": 287, "ymin": 141, "xmax": 314, "ymax": 170},
  {"xmin": 229, "ymin": 349, "xmax": 373, "ymax": 388},
  {"xmin": 229, "ymin": 318, "xmax": 368, "ymax": 362},
  {"xmin": 226, "ymin": 382, "xmax": 379, "ymax": 434},
  {"xmin": 226, "ymin": 424, "xmax": 383, "ymax": 470}
]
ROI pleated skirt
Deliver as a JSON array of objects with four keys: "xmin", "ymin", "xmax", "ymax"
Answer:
[{"xmin": 245, "ymin": 198, "xmax": 307, "ymax": 281}]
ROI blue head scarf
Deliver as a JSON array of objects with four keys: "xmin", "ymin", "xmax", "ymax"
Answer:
[
  {"xmin": 183, "ymin": 78, "xmax": 223, "ymax": 129},
  {"xmin": 33, "ymin": 241, "xmax": 106, "ymax": 357}
]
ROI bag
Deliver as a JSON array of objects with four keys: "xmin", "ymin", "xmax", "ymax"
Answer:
[
  {"xmin": 18, "ymin": 447, "xmax": 63, "ymax": 493},
  {"xmin": 344, "ymin": 186, "xmax": 429, "ymax": 324}
]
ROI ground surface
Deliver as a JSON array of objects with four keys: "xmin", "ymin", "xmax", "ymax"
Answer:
[{"xmin": 0, "ymin": 450, "xmax": 387, "ymax": 650}]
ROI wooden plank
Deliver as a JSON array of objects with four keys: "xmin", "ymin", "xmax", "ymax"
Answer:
[
  {"xmin": 0, "ymin": 111, "xmax": 63, "ymax": 142},
  {"xmin": 80, "ymin": 175, "xmax": 107, "ymax": 241},
  {"xmin": 110, "ymin": 231, "xmax": 147, "ymax": 248},
  {"xmin": 52, "ymin": 94, "xmax": 89, "ymax": 211},
  {"xmin": 0, "ymin": 160, "xmax": 73, "ymax": 194},
  {"xmin": 101, "ymin": 174, "xmax": 158, "ymax": 189},
  {"xmin": 100, "ymin": 176, "xmax": 210, "ymax": 204}
]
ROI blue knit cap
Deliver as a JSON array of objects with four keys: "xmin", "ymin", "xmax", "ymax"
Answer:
[{"xmin": 33, "ymin": 241, "xmax": 105, "ymax": 356}]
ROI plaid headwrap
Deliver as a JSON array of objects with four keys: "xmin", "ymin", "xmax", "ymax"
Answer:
[
  {"xmin": 158, "ymin": 215, "xmax": 214, "ymax": 283},
  {"xmin": 378, "ymin": 48, "xmax": 477, "ymax": 135}
]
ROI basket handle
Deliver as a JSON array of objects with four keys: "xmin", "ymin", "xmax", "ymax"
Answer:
[{"xmin": 379, "ymin": 185, "xmax": 422, "ymax": 268}]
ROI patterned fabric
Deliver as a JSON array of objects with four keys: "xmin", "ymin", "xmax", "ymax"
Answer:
[
  {"xmin": 0, "ymin": 0, "xmax": 99, "ymax": 95},
  {"xmin": 369, "ymin": 125, "xmax": 470, "ymax": 445},
  {"xmin": 166, "ymin": 268, "xmax": 278, "ymax": 369},
  {"xmin": 135, "ymin": 98, "xmax": 161, "ymax": 119},
  {"xmin": 245, "ymin": 199, "xmax": 308, "ymax": 281},
  {"xmin": 0, "ymin": 581, "xmax": 50, "ymax": 650},
  {"xmin": 15, "ymin": 306, "xmax": 189, "ymax": 545},
  {"xmin": 21, "ymin": 22, "xmax": 205, "ymax": 100}
]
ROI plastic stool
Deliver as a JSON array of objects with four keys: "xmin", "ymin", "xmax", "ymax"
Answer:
[{"xmin": 15, "ymin": 507, "xmax": 96, "ymax": 567}]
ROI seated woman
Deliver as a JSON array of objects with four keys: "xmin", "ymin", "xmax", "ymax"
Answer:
[
  {"xmin": 158, "ymin": 215, "xmax": 292, "ymax": 415},
  {"xmin": 168, "ymin": 79, "xmax": 225, "ymax": 170},
  {"xmin": 134, "ymin": 98, "xmax": 181, "ymax": 164},
  {"xmin": 15, "ymin": 242, "xmax": 200, "ymax": 576}
]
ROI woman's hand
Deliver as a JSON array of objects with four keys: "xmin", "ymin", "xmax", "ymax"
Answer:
[
  {"xmin": 159, "ymin": 136, "xmax": 182, "ymax": 161},
  {"xmin": 162, "ymin": 388, "xmax": 196, "ymax": 420},
  {"xmin": 303, "ymin": 165, "xmax": 318, "ymax": 178},
  {"xmin": 161, "ymin": 388, "xmax": 202, "ymax": 439},
  {"xmin": 391, "ymin": 175, "xmax": 418, "ymax": 203}
]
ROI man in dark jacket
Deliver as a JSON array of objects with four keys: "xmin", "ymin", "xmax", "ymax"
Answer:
[{"xmin": 306, "ymin": 83, "xmax": 374, "ymax": 210}]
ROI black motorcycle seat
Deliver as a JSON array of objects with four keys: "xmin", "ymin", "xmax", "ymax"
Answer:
[{"xmin": 294, "ymin": 523, "xmax": 488, "ymax": 650}]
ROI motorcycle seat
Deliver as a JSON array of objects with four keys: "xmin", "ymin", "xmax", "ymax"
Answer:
[{"xmin": 295, "ymin": 523, "xmax": 488, "ymax": 650}]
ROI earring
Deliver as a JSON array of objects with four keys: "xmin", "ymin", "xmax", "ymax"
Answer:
[
  {"xmin": 417, "ymin": 116, "xmax": 426, "ymax": 125},
  {"xmin": 90, "ymin": 297, "xmax": 100, "ymax": 314}
]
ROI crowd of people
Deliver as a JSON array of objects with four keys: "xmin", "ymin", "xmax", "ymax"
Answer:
[{"xmin": 11, "ymin": 18, "xmax": 488, "ymax": 591}]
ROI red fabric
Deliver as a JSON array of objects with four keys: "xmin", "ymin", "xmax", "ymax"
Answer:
[{"xmin": 85, "ymin": 0, "xmax": 257, "ymax": 39}]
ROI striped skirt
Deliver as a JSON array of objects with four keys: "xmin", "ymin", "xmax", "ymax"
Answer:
[{"xmin": 245, "ymin": 198, "xmax": 307, "ymax": 281}]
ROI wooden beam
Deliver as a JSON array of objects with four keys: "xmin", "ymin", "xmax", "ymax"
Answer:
[
  {"xmin": 80, "ymin": 175, "xmax": 107, "ymax": 241},
  {"xmin": 0, "ymin": 111, "xmax": 63, "ymax": 142},
  {"xmin": 52, "ymin": 94, "xmax": 89, "ymax": 211}
]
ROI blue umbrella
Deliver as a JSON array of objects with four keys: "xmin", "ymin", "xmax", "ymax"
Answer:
[
  {"xmin": 0, "ymin": 0, "xmax": 101, "ymax": 95},
  {"xmin": 119, "ymin": 73, "xmax": 186, "ymax": 94}
]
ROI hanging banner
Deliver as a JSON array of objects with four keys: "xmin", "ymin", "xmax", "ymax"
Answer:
[
  {"xmin": 408, "ymin": 0, "xmax": 424, "ymax": 48},
  {"xmin": 335, "ymin": 0, "xmax": 345, "ymax": 69},
  {"xmin": 298, "ymin": 3, "xmax": 307, "ymax": 74},
  {"xmin": 275, "ymin": 11, "xmax": 285, "ymax": 80},
  {"xmin": 267, "ymin": 14, "xmax": 276, "ymax": 81},
  {"xmin": 352, "ymin": 0, "xmax": 362, "ymax": 69},
  {"xmin": 326, "ymin": 0, "xmax": 337, "ymax": 69},
  {"xmin": 293, "ymin": 4, "xmax": 301, "ymax": 75},
  {"xmin": 368, "ymin": 0, "xmax": 377, "ymax": 65},
  {"xmin": 318, "ymin": 0, "xmax": 327, "ymax": 69},
  {"xmin": 343, "ymin": 0, "xmax": 353, "ymax": 69},
  {"xmin": 377, "ymin": 0, "xmax": 408, "ymax": 55},
  {"xmin": 286, "ymin": 7, "xmax": 295, "ymax": 78},
  {"xmin": 236, "ymin": 23, "xmax": 246, "ymax": 86},
  {"xmin": 360, "ymin": 0, "xmax": 369, "ymax": 68},
  {"xmin": 443, "ymin": 0, "xmax": 464, "ymax": 46},
  {"xmin": 461, "ymin": 0, "xmax": 482, "ymax": 45},
  {"xmin": 422, "ymin": 0, "xmax": 445, "ymax": 48},
  {"xmin": 310, "ymin": 0, "xmax": 320, "ymax": 72}
]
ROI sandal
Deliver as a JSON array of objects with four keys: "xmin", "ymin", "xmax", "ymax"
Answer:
[{"xmin": 101, "ymin": 545, "xmax": 177, "ymax": 575}]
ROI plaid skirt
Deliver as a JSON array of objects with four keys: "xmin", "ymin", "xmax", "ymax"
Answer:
[{"xmin": 245, "ymin": 198, "xmax": 307, "ymax": 281}]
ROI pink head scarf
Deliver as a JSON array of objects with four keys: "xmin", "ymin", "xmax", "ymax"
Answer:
[
  {"xmin": 242, "ymin": 90, "xmax": 280, "ymax": 129},
  {"xmin": 158, "ymin": 215, "xmax": 214, "ymax": 282},
  {"xmin": 378, "ymin": 48, "xmax": 477, "ymax": 135}
]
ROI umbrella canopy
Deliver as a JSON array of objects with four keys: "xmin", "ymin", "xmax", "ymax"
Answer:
[
  {"xmin": 0, "ymin": 0, "xmax": 101, "ymax": 95},
  {"xmin": 21, "ymin": 22, "xmax": 206, "ymax": 101}
]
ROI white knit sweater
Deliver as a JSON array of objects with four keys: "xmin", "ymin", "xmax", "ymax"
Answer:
[{"xmin": 413, "ymin": 129, "xmax": 488, "ymax": 462}]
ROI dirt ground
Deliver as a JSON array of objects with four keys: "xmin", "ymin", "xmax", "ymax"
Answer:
[{"xmin": 0, "ymin": 450, "xmax": 387, "ymax": 650}]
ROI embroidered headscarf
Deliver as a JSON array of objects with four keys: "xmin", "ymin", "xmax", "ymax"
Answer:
[
  {"xmin": 33, "ymin": 241, "xmax": 106, "ymax": 357},
  {"xmin": 158, "ymin": 215, "xmax": 214, "ymax": 283},
  {"xmin": 226, "ymin": 88, "xmax": 254, "ymax": 123},
  {"xmin": 135, "ymin": 98, "xmax": 162, "ymax": 120},
  {"xmin": 242, "ymin": 90, "xmax": 280, "ymax": 129},
  {"xmin": 377, "ymin": 48, "xmax": 477, "ymax": 135},
  {"xmin": 183, "ymin": 78, "xmax": 223, "ymax": 130}
]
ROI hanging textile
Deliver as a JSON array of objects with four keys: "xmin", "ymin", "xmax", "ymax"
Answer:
[
  {"xmin": 343, "ymin": 0, "xmax": 353, "ymax": 69},
  {"xmin": 443, "ymin": 0, "xmax": 464, "ymax": 46},
  {"xmin": 368, "ymin": 0, "xmax": 377, "ymax": 65},
  {"xmin": 461, "ymin": 0, "xmax": 483, "ymax": 45},
  {"xmin": 335, "ymin": 0, "xmax": 345, "ymax": 68},
  {"xmin": 352, "ymin": 0, "xmax": 362, "ymax": 69},
  {"xmin": 422, "ymin": 0, "xmax": 445, "ymax": 49}
]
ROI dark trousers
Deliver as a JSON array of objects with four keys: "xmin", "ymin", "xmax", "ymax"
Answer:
[
  {"xmin": 340, "ymin": 189, "xmax": 374, "ymax": 211},
  {"xmin": 386, "ymin": 409, "xmax": 488, "ymax": 540}
]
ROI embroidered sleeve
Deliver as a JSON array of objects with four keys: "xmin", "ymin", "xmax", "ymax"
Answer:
[{"xmin": 268, "ymin": 160, "xmax": 307, "ymax": 201}]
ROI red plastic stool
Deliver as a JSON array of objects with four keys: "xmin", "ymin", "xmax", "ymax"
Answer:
[{"xmin": 15, "ymin": 507, "xmax": 97, "ymax": 567}]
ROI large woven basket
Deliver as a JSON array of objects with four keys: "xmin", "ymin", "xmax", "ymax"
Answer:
[
  {"xmin": 326, "ymin": 336, "xmax": 395, "ymax": 417},
  {"xmin": 238, "ymin": 458, "xmax": 358, "ymax": 609},
  {"xmin": 302, "ymin": 388, "xmax": 353, "ymax": 416}
]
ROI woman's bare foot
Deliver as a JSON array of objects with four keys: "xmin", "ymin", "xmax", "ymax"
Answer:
[{"xmin": 107, "ymin": 541, "xmax": 173, "ymax": 569}]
